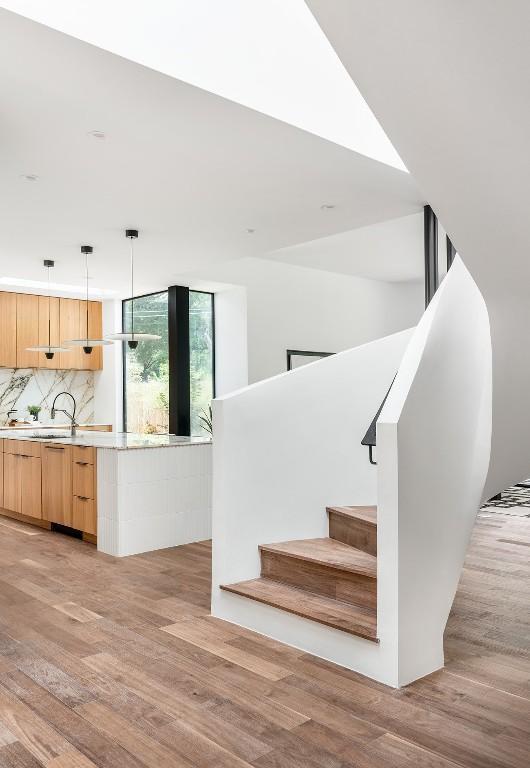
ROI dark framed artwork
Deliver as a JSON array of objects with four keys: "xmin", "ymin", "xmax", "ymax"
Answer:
[{"xmin": 286, "ymin": 349, "xmax": 333, "ymax": 371}]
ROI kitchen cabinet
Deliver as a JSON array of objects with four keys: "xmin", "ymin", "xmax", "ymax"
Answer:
[
  {"xmin": 2, "ymin": 443, "xmax": 42, "ymax": 519},
  {"xmin": 72, "ymin": 496, "xmax": 96, "ymax": 536},
  {"xmin": 0, "ymin": 292, "xmax": 17, "ymax": 367},
  {"xmin": 78, "ymin": 300, "xmax": 103, "ymax": 371},
  {"xmin": 42, "ymin": 443, "xmax": 72, "ymax": 526},
  {"xmin": 58, "ymin": 298, "xmax": 81, "ymax": 370},
  {"xmin": 1, "ymin": 437, "xmax": 97, "ymax": 537},
  {"xmin": 38, "ymin": 295, "xmax": 60, "ymax": 370},
  {"xmin": 0, "ymin": 440, "xmax": 3, "ymax": 508},
  {"xmin": 16, "ymin": 293, "xmax": 40, "ymax": 368},
  {"xmin": 3, "ymin": 453, "xmax": 18, "ymax": 512},
  {"xmin": 0, "ymin": 292, "xmax": 104, "ymax": 371}
]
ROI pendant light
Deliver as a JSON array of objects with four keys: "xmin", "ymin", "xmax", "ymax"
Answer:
[
  {"xmin": 106, "ymin": 229, "xmax": 161, "ymax": 349},
  {"xmin": 64, "ymin": 245, "xmax": 112, "ymax": 353},
  {"xmin": 26, "ymin": 260, "xmax": 71, "ymax": 360}
]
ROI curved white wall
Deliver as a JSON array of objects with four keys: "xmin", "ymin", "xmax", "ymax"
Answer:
[{"xmin": 378, "ymin": 258, "xmax": 491, "ymax": 685}]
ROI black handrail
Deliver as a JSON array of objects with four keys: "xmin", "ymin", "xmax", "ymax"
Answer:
[{"xmin": 361, "ymin": 377, "xmax": 395, "ymax": 465}]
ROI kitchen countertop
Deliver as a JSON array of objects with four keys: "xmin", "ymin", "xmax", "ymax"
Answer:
[
  {"xmin": 0, "ymin": 429, "xmax": 211, "ymax": 450},
  {"xmin": 0, "ymin": 423, "xmax": 110, "ymax": 431}
]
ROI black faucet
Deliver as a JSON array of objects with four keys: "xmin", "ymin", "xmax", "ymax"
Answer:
[{"xmin": 51, "ymin": 392, "xmax": 78, "ymax": 437}]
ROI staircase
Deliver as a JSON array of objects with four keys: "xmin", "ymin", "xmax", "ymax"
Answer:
[{"xmin": 221, "ymin": 505, "xmax": 378, "ymax": 642}]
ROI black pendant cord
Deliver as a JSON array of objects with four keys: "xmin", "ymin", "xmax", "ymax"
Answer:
[
  {"xmin": 130, "ymin": 238, "xmax": 135, "ymax": 340},
  {"xmin": 47, "ymin": 265, "xmax": 51, "ymax": 351},
  {"xmin": 85, "ymin": 250, "xmax": 89, "ymax": 344}
]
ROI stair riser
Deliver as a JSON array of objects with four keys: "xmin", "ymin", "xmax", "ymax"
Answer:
[
  {"xmin": 328, "ymin": 512, "xmax": 377, "ymax": 556},
  {"xmin": 260, "ymin": 551, "xmax": 376, "ymax": 610}
]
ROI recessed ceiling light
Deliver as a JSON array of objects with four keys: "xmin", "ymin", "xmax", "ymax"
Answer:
[
  {"xmin": 88, "ymin": 130, "xmax": 106, "ymax": 140},
  {"xmin": 20, "ymin": 174, "xmax": 38, "ymax": 182},
  {"xmin": 246, "ymin": 228, "xmax": 255, "ymax": 234},
  {"xmin": 320, "ymin": 204, "xmax": 336, "ymax": 210}
]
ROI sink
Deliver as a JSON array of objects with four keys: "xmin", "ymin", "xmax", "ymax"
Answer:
[{"xmin": 28, "ymin": 433, "xmax": 67, "ymax": 439}]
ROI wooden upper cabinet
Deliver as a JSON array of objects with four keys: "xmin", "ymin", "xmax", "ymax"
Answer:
[
  {"xmin": 58, "ymin": 298, "xmax": 81, "ymax": 370},
  {"xmin": 38, "ymin": 295, "xmax": 60, "ymax": 370},
  {"xmin": 0, "ymin": 292, "xmax": 17, "ymax": 368},
  {"xmin": 16, "ymin": 293, "xmax": 40, "ymax": 368},
  {"xmin": 0, "ymin": 293, "xmax": 104, "ymax": 371},
  {"xmin": 78, "ymin": 300, "xmax": 103, "ymax": 371}
]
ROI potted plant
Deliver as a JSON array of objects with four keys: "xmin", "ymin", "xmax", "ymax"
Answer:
[
  {"xmin": 27, "ymin": 405, "xmax": 42, "ymax": 422},
  {"xmin": 199, "ymin": 405, "xmax": 213, "ymax": 436}
]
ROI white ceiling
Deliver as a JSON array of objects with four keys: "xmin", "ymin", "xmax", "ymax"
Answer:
[
  {"xmin": 0, "ymin": 0, "xmax": 405, "ymax": 170},
  {"xmin": 0, "ymin": 9, "xmax": 423, "ymax": 297}
]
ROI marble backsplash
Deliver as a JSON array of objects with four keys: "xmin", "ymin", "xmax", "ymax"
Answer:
[{"xmin": 0, "ymin": 368, "xmax": 94, "ymax": 425}]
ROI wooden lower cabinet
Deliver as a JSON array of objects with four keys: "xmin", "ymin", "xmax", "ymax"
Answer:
[
  {"xmin": 72, "ymin": 496, "xmax": 96, "ymax": 536},
  {"xmin": 1, "ymin": 439, "xmax": 96, "ymax": 537},
  {"xmin": 3, "ymin": 453, "xmax": 19, "ymax": 513},
  {"xmin": 20, "ymin": 456, "xmax": 42, "ymax": 519},
  {"xmin": 3, "ymin": 451, "xmax": 42, "ymax": 519},
  {"xmin": 42, "ymin": 444, "xmax": 72, "ymax": 526}
]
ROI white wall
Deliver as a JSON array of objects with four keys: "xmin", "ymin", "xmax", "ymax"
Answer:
[
  {"xmin": 213, "ymin": 287, "xmax": 248, "ymax": 397},
  {"xmin": 187, "ymin": 257, "xmax": 423, "ymax": 384},
  {"xmin": 93, "ymin": 299, "xmax": 122, "ymax": 430}
]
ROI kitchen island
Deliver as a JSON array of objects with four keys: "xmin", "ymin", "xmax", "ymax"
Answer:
[{"xmin": 0, "ymin": 430, "xmax": 212, "ymax": 556}]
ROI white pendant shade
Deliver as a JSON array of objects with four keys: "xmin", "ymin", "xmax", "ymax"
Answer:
[
  {"xmin": 26, "ymin": 346, "xmax": 71, "ymax": 353},
  {"xmin": 107, "ymin": 230, "xmax": 161, "ymax": 345},
  {"xmin": 64, "ymin": 338, "xmax": 113, "ymax": 347},
  {"xmin": 106, "ymin": 333, "xmax": 160, "ymax": 341}
]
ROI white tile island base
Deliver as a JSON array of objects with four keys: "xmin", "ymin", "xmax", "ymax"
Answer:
[{"xmin": 97, "ymin": 443, "xmax": 212, "ymax": 556}]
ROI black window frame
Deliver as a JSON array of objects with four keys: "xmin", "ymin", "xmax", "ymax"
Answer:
[{"xmin": 122, "ymin": 286, "xmax": 215, "ymax": 436}]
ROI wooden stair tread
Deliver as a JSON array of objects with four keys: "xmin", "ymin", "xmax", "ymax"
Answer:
[
  {"xmin": 220, "ymin": 578, "xmax": 378, "ymax": 641},
  {"xmin": 327, "ymin": 506, "xmax": 377, "ymax": 526},
  {"xmin": 259, "ymin": 537, "xmax": 376, "ymax": 578}
]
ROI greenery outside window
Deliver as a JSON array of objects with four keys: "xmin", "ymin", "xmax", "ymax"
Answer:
[{"xmin": 123, "ymin": 288, "xmax": 215, "ymax": 436}]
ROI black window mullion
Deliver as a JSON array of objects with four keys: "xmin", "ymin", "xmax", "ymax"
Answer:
[{"xmin": 168, "ymin": 285, "xmax": 190, "ymax": 436}]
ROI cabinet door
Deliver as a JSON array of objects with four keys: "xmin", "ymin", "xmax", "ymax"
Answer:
[
  {"xmin": 42, "ymin": 444, "xmax": 72, "ymax": 525},
  {"xmin": 38, "ymin": 296, "xmax": 60, "ymax": 370},
  {"xmin": 72, "ymin": 496, "xmax": 96, "ymax": 535},
  {"xmin": 16, "ymin": 293, "xmax": 40, "ymax": 368},
  {"xmin": 0, "ymin": 292, "xmax": 17, "ymax": 367},
  {"xmin": 88, "ymin": 301, "xmax": 103, "ymax": 370},
  {"xmin": 3, "ymin": 453, "xmax": 19, "ymax": 512},
  {"xmin": 58, "ymin": 298, "xmax": 81, "ymax": 370},
  {"xmin": 20, "ymin": 456, "xmax": 42, "ymax": 519}
]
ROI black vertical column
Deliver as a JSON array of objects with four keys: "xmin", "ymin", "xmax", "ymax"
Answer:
[
  {"xmin": 168, "ymin": 285, "xmax": 190, "ymax": 436},
  {"xmin": 446, "ymin": 235, "xmax": 456, "ymax": 271},
  {"xmin": 424, "ymin": 204, "xmax": 438, "ymax": 307}
]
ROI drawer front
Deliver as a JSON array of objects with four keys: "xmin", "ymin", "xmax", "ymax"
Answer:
[
  {"xmin": 72, "ymin": 445, "xmax": 96, "ymax": 465},
  {"xmin": 72, "ymin": 495, "xmax": 96, "ymax": 535},
  {"xmin": 4, "ymin": 439, "xmax": 41, "ymax": 457},
  {"xmin": 73, "ymin": 460, "xmax": 95, "ymax": 499}
]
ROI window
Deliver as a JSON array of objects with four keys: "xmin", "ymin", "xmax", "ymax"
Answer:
[
  {"xmin": 122, "ymin": 288, "xmax": 214, "ymax": 436},
  {"xmin": 190, "ymin": 291, "xmax": 215, "ymax": 436},
  {"xmin": 123, "ymin": 291, "xmax": 169, "ymax": 434}
]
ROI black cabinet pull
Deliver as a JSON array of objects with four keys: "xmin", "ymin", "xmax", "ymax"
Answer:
[
  {"xmin": 76, "ymin": 461, "xmax": 89, "ymax": 466},
  {"xmin": 46, "ymin": 446, "xmax": 65, "ymax": 451},
  {"xmin": 77, "ymin": 496, "xmax": 89, "ymax": 501}
]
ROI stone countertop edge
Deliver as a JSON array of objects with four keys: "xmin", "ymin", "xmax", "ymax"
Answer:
[{"xmin": 0, "ymin": 430, "xmax": 212, "ymax": 450}]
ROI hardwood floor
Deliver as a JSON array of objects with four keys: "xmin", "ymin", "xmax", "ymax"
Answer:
[{"xmin": 0, "ymin": 510, "xmax": 527, "ymax": 767}]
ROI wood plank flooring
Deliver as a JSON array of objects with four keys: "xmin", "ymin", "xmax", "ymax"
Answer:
[{"xmin": 0, "ymin": 511, "xmax": 527, "ymax": 767}]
